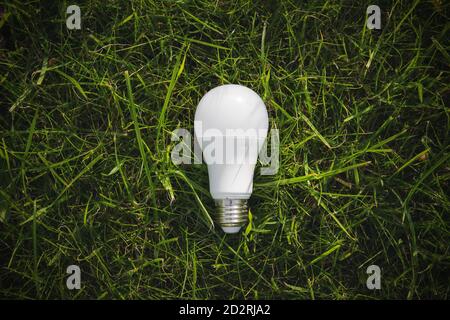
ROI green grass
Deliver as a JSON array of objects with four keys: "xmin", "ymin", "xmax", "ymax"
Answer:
[{"xmin": 0, "ymin": 0, "xmax": 449, "ymax": 299}]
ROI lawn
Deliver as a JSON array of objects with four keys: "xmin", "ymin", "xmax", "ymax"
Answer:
[{"xmin": 0, "ymin": 0, "xmax": 449, "ymax": 299}]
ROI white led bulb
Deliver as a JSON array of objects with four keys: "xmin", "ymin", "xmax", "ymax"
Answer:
[{"xmin": 194, "ymin": 84, "xmax": 269, "ymax": 233}]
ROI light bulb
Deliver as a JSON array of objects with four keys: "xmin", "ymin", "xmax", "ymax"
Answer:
[{"xmin": 194, "ymin": 84, "xmax": 269, "ymax": 234}]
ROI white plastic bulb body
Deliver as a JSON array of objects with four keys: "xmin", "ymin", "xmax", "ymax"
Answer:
[{"xmin": 194, "ymin": 84, "xmax": 269, "ymax": 234}]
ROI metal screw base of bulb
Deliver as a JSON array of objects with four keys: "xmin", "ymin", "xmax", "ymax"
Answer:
[{"xmin": 215, "ymin": 199, "xmax": 248, "ymax": 229}]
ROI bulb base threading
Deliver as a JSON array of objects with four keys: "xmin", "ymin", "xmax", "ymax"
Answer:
[{"xmin": 215, "ymin": 199, "xmax": 248, "ymax": 230}]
